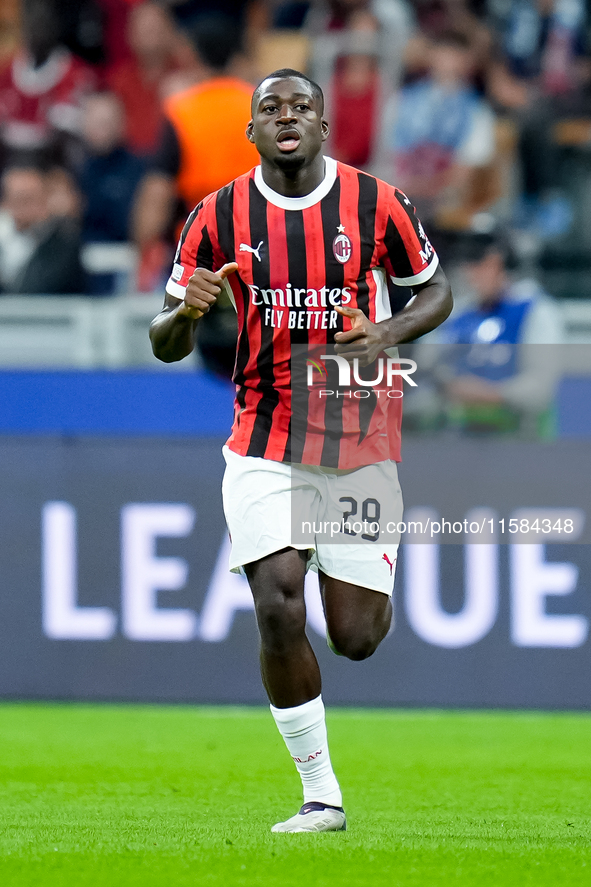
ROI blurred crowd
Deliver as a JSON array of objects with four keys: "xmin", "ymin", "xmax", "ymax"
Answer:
[
  {"xmin": 0, "ymin": 0, "xmax": 590, "ymax": 300},
  {"xmin": 0, "ymin": 0, "xmax": 588, "ymax": 434}
]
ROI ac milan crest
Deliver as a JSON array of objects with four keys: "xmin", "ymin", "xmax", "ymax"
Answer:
[{"xmin": 333, "ymin": 231, "xmax": 352, "ymax": 264}]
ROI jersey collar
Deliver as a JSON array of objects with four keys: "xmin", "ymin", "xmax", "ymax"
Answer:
[{"xmin": 254, "ymin": 156, "xmax": 337, "ymax": 210}]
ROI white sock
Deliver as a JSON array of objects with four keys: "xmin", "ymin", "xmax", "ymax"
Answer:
[{"xmin": 270, "ymin": 695, "xmax": 343, "ymax": 808}]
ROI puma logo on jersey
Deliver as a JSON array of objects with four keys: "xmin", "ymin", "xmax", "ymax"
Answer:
[
  {"xmin": 239, "ymin": 240, "xmax": 264, "ymax": 262},
  {"xmin": 382, "ymin": 553, "xmax": 396, "ymax": 575}
]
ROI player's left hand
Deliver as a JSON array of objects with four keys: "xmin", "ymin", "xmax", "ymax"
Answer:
[{"xmin": 333, "ymin": 305, "xmax": 386, "ymax": 366}]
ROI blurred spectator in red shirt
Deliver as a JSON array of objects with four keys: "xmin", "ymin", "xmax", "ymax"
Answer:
[
  {"xmin": 306, "ymin": 0, "xmax": 413, "ymax": 169},
  {"xmin": 107, "ymin": 1, "xmax": 198, "ymax": 156},
  {"xmin": 0, "ymin": 0, "xmax": 97, "ymax": 171},
  {"xmin": 329, "ymin": 14, "xmax": 381, "ymax": 167},
  {"xmin": 97, "ymin": 0, "xmax": 138, "ymax": 70}
]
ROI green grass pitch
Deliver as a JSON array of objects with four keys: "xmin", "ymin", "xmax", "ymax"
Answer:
[{"xmin": 1, "ymin": 704, "xmax": 590, "ymax": 886}]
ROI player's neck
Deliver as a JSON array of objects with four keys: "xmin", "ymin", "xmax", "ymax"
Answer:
[{"xmin": 260, "ymin": 155, "xmax": 326, "ymax": 198}]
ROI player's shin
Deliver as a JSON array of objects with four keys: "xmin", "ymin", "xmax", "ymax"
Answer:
[{"xmin": 270, "ymin": 695, "xmax": 342, "ymax": 807}]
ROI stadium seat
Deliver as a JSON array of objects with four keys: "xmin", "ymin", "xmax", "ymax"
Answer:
[{"xmin": 81, "ymin": 242, "xmax": 139, "ymax": 297}]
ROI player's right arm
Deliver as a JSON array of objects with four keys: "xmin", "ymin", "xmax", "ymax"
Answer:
[
  {"xmin": 150, "ymin": 264, "xmax": 237, "ymax": 363},
  {"xmin": 149, "ymin": 196, "xmax": 237, "ymax": 363}
]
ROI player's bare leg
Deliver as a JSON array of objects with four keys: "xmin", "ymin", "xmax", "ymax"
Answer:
[
  {"xmin": 245, "ymin": 547, "xmax": 319, "ymax": 707},
  {"xmin": 319, "ymin": 573, "xmax": 392, "ymax": 660},
  {"xmin": 245, "ymin": 548, "xmax": 345, "ymax": 833}
]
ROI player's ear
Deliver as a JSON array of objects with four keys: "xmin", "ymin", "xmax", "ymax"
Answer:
[
  {"xmin": 246, "ymin": 120, "xmax": 255, "ymax": 143},
  {"xmin": 321, "ymin": 119, "xmax": 329, "ymax": 142}
]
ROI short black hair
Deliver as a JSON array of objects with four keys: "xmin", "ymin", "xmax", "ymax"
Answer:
[
  {"xmin": 189, "ymin": 14, "xmax": 241, "ymax": 71},
  {"xmin": 251, "ymin": 68, "xmax": 324, "ymax": 114}
]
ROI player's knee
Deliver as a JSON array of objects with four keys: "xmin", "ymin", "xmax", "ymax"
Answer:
[
  {"xmin": 343, "ymin": 638, "xmax": 378, "ymax": 662},
  {"xmin": 329, "ymin": 628, "xmax": 379, "ymax": 661},
  {"xmin": 255, "ymin": 591, "xmax": 306, "ymax": 650}
]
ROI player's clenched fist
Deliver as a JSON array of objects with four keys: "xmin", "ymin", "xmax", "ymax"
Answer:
[{"xmin": 180, "ymin": 262, "xmax": 238, "ymax": 319}]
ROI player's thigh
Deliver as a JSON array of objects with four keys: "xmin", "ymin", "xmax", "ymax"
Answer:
[
  {"xmin": 222, "ymin": 446, "xmax": 315, "ymax": 572},
  {"xmin": 324, "ymin": 459, "xmax": 403, "ymax": 544},
  {"xmin": 244, "ymin": 546, "xmax": 308, "ymax": 604},
  {"xmin": 245, "ymin": 547, "xmax": 309, "ymax": 642},
  {"xmin": 312, "ymin": 457, "xmax": 400, "ymax": 625}
]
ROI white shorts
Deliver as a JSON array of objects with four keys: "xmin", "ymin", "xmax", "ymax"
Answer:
[{"xmin": 221, "ymin": 446, "xmax": 403, "ymax": 596}]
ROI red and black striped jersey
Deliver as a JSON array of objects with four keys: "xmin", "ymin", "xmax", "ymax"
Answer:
[{"xmin": 166, "ymin": 157, "xmax": 438, "ymax": 468}]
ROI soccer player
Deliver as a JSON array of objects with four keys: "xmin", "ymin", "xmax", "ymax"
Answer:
[{"xmin": 150, "ymin": 69, "xmax": 453, "ymax": 833}]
